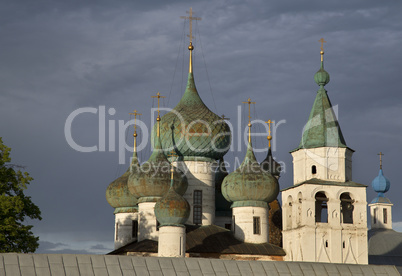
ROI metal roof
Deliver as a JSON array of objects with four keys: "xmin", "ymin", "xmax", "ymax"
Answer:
[{"xmin": 0, "ymin": 253, "xmax": 399, "ymax": 276}]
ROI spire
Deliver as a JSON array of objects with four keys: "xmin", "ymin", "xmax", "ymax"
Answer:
[
  {"xmin": 261, "ymin": 119, "xmax": 281, "ymax": 177},
  {"xmin": 151, "ymin": 92, "xmax": 165, "ymax": 137},
  {"xmin": 314, "ymin": 38, "xmax": 330, "ymax": 87},
  {"xmin": 129, "ymin": 110, "xmax": 142, "ymax": 155},
  {"xmin": 242, "ymin": 98, "xmax": 256, "ymax": 143},
  {"xmin": 293, "ymin": 39, "xmax": 347, "ymax": 151},
  {"xmin": 181, "ymin": 8, "xmax": 201, "ymax": 74}
]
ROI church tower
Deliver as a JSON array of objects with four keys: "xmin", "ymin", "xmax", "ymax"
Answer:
[
  {"xmin": 128, "ymin": 102, "xmax": 188, "ymax": 242},
  {"xmin": 369, "ymin": 153, "xmax": 393, "ymax": 230},
  {"xmin": 106, "ymin": 115, "xmax": 139, "ymax": 249},
  {"xmin": 222, "ymin": 100, "xmax": 279, "ymax": 243},
  {"xmin": 155, "ymin": 151, "xmax": 190, "ymax": 257},
  {"xmin": 157, "ymin": 11, "xmax": 231, "ymax": 226},
  {"xmin": 282, "ymin": 40, "xmax": 368, "ymax": 264}
]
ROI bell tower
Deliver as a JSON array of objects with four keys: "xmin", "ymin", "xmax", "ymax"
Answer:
[{"xmin": 282, "ymin": 39, "xmax": 368, "ymax": 264}]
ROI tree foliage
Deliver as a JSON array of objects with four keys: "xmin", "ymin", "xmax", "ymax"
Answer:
[{"xmin": 0, "ymin": 137, "xmax": 42, "ymax": 253}]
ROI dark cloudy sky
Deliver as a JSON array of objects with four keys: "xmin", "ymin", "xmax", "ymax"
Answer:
[{"xmin": 1, "ymin": 0, "xmax": 401, "ymax": 254}]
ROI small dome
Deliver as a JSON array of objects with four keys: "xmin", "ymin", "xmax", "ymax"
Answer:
[
  {"xmin": 222, "ymin": 141, "xmax": 279, "ymax": 207},
  {"xmin": 157, "ymin": 73, "xmax": 231, "ymax": 161},
  {"xmin": 215, "ymin": 158, "xmax": 231, "ymax": 216},
  {"xmin": 127, "ymin": 137, "xmax": 188, "ymax": 203},
  {"xmin": 314, "ymin": 61, "xmax": 330, "ymax": 87},
  {"xmin": 371, "ymin": 169, "xmax": 390, "ymax": 194},
  {"xmin": 106, "ymin": 155, "xmax": 139, "ymax": 212},
  {"xmin": 260, "ymin": 148, "xmax": 281, "ymax": 178},
  {"xmin": 155, "ymin": 184, "xmax": 190, "ymax": 226}
]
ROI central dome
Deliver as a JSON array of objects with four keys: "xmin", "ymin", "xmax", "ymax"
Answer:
[{"xmin": 157, "ymin": 72, "xmax": 231, "ymax": 161}]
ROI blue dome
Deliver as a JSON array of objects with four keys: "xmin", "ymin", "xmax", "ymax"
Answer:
[{"xmin": 371, "ymin": 169, "xmax": 390, "ymax": 194}]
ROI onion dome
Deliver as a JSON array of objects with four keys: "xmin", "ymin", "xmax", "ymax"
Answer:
[
  {"xmin": 314, "ymin": 60, "xmax": 330, "ymax": 87},
  {"xmin": 222, "ymin": 140, "xmax": 279, "ymax": 208},
  {"xmin": 157, "ymin": 43, "xmax": 231, "ymax": 161},
  {"xmin": 155, "ymin": 178, "xmax": 190, "ymax": 227},
  {"xmin": 215, "ymin": 158, "xmax": 231, "ymax": 216},
  {"xmin": 106, "ymin": 153, "xmax": 139, "ymax": 214},
  {"xmin": 371, "ymin": 169, "xmax": 391, "ymax": 205},
  {"xmin": 128, "ymin": 130, "xmax": 188, "ymax": 203}
]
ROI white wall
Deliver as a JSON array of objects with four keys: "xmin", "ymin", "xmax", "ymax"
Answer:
[
  {"xmin": 173, "ymin": 160, "xmax": 216, "ymax": 225},
  {"xmin": 138, "ymin": 202, "xmax": 158, "ymax": 242},
  {"xmin": 369, "ymin": 202, "xmax": 393, "ymax": 229},
  {"xmin": 158, "ymin": 226, "xmax": 186, "ymax": 257},
  {"xmin": 282, "ymin": 183, "xmax": 368, "ymax": 264},
  {"xmin": 292, "ymin": 147, "xmax": 353, "ymax": 185},
  {"xmin": 232, "ymin": 206, "xmax": 268, "ymax": 243},
  {"xmin": 114, "ymin": 212, "xmax": 138, "ymax": 249}
]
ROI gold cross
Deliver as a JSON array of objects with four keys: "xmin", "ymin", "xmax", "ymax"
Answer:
[
  {"xmin": 168, "ymin": 150, "xmax": 178, "ymax": 178},
  {"xmin": 221, "ymin": 114, "xmax": 230, "ymax": 121},
  {"xmin": 242, "ymin": 98, "xmax": 256, "ymax": 124},
  {"xmin": 129, "ymin": 110, "xmax": 142, "ymax": 135},
  {"xmin": 151, "ymin": 92, "xmax": 165, "ymax": 119},
  {"xmin": 265, "ymin": 119, "xmax": 273, "ymax": 148},
  {"xmin": 378, "ymin": 152, "xmax": 384, "ymax": 169},
  {"xmin": 180, "ymin": 8, "xmax": 201, "ymax": 43},
  {"xmin": 319, "ymin": 38, "xmax": 326, "ymax": 52}
]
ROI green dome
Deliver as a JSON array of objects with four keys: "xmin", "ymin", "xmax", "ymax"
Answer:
[
  {"xmin": 157, "ymin": 73, "xmax": 231, "ymax": 161},
  {"xmin": 222, "ymin": 141, "xmax": 279, "ymax": 208},
  {"xmin": 127, "ymin": 136, "xmax": 188, "ymax": 203},
  {"xmin": 215, "ymin": 158, "xmax": 231, "ymax": 216},
  {"xmin": 106, "ymin": 154, "xmax": 139, "ymax": 213},
  {"xmin": 260, "ymin": 148, "xmax": 281, "ymax": 177},
  {"xmin": 155, "ymin": 183, "xmax": 190, "ymax": 227},
  {"xmin": 314, "ymin": 61, "xmax": 330, "ymax": 87}
]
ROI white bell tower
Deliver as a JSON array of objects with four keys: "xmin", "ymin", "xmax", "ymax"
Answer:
[{"xmin": 282, "ymin": 43, "xmax": 368, "ymax": 264}]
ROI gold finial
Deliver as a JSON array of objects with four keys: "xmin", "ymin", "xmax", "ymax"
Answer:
[
  {"xmin": 168, "ymin": 150, "xmax": 178, "ymax": 180},
  {"xmin": 180, "ymin": 8, "xmax": 201, "ymax": 44},
  {"xmin": 265, "ymin": 119, "xmax": 273, "ymax": 148},
  {"xmin": 151, "ymin": 92, "xmax": 165, "ymax": 119},
  {"xmin": 378, "ymin": 152, "xmax": 384, "ymax": 170},
  {"xmin": 129, "ymin": 110, "xmax": 142, "ymax": 152},
  {"xmin": 242, "ymin": 98, "xmax": 256, "ymax": 142},
  {"xmin": 151, "ymin": 92, "xmax": 165, "ymax": 137},
  {"xmin": 318, "ymin": 38, "xmax": 326, "ymax": 62},
  {"xmin": 181, "ymin": 8, "xmax": 201, "ymax": 74}
]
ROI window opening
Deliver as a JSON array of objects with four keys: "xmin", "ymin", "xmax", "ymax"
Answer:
[
  {"xmin": 315, "ymin": 192, "xmax": 328, "ymax": 223},
  {"xmin": 253, "ymin": 217, "xmax": 261, "ymax": 235},
  {"xmin": 193, "ymin": 190, "xmax": 202, "ymax": 225},
  {"xmin": 383, "ymin": 208, "xmax": 388, "ymax": 224},
  {"xmin": 340, "ymin": 193, "xmax": 354, "ymax": 224},
  {"xmin": 312, "ymin": 165, "xmax": 317, "ymax": 174},
  {"xmin": 132, "ymin": 220, "xmax": 138, "ymax": 238}
]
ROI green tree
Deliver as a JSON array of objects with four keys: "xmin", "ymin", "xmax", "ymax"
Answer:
[{"xmin": 0, "ymin": 137, "xmax": 42, "ymax": 253}]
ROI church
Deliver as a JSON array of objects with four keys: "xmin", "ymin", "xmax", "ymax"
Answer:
[{"xmin": 103, "ymin": 10, "xmax": 402, "ymax": 272}]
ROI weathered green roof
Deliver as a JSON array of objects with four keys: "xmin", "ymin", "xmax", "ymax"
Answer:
[
  {"xmin": 293, "ymin": 60, "xmax": 347, "ymax": 152},
  {"xmin": 155, "ymin": 179, "xmax": 190, "ymax": 227},
  {"xmin": 222, "ymin": 141, "xmax": 279, "ymax": 207},
  {"xmin": 127, "ymin": 135, "xmax": 188, "ymax": 203},
  {"xmin": 281, "ymin": 178, "xmax": 367, "ymax": 191},
  {"xmin": 215, "ymin": 158, "xmax": 231, "ymax": 216},
  {"xmin": 157, "ymin": 73, "xmax": 231, "ymax": 161},
  {"xmin": 106, "ymin": 154, "xmax": 138, "ymax": 212}
]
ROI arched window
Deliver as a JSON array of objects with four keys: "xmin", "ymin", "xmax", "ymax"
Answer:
[
  {"xmin": 315, "ymin": 192, "xmax": 328, "ymax": 223},
  {"xmin": 312, "ymin": 165, "xmax": 317, "ymax": 175},
  {"xmin": 297, "ymin": 192, "xmax": 302, "ymax": 225},
  {"xmin": 286, "ymin": 195, "xmax": 293, "ymax": 229},
  {"xmin": 340, "ymin": 193, "xmax": 354, "ymax": 224}
]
